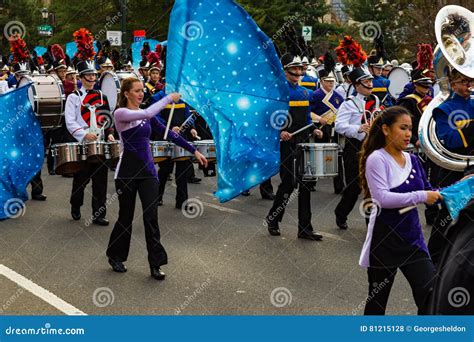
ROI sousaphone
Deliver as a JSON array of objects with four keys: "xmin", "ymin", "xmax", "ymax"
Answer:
[{"xmin": 418, "ymin": 5, "xmax": 474, "ymax": 171}]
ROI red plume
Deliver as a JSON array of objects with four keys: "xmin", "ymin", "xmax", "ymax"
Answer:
[
  {"xmin": 147, "ymin": 52, "xmax": 161, "ymax": 68},
  {"xmin": 9, "ymin": 34, "xmax": 29, "ymax": 63},
  {"xmin": 37, "ymin": 56, "xmax": 44, "ymax": 66},
  {"xmin": 155, "ymin": 44, "xmax": 162, "ymax": 57},
  {"xmin": 51, "ymin": 44, "xmax": 66, "ymax": 62},
  {"xmin": 416, "ymin": 44, "xmax": 433, "ymax": 71},
  {"xmin": 73, "ymin": 28, "xmax": 95, "ymax": 61},
  {"xmin": 335, "ymin": 36, "xmax": 367, "ymax": 68}
]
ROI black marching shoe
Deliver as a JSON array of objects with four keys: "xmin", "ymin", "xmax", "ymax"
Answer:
[
  {"xmin": 93, "ymin": 218, "xmax": 110, "ymax": 226},
  {"xmin": 336, "ymin": 218, "xmax": 348, "ymax": 230},
  {"xmin": 71, "ymin": 207, "xmax": 81, "ymax": 221},
  {"xmin": 188, "ymin": 177, "xmax": 202, "ymax": 184},
  {"xmin": 298, "ymin": 231, "xmax": 323, "ymax": 241},
  {"xmin": 32, "ymin": 194, "xmax": 47, "ymax": 201},
  {"xmin": 150, "ymin": 266, "xmax": 166, "ymax": 280},
  {"xmin": 266, "ymin": 218, "xmax": 280, "ymax": 236},
  {"xmin": 241, "ymin": 190, "xmax": 250, "ymax": 196},
  {"xmin": 108, "ymin": 258, "xmax": 127, "ymax": 273}
]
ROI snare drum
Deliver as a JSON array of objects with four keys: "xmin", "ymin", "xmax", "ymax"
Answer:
[
  {"xmin": 106, "ymin": 141, "xmax": 121, "ymax": 168},
  {"xmin": 150, "ymin": 141, "xmax": 172, "ymax": 163},
  {"xmin": 298, "ymin": 143, "xmax": 339, "ymax": 180},
  {"xmin": 53, "ymin": 143, "xmax": 86, "ymax": 175},
  {"xmin": 84, "ymin": 141, "xmax": 108, "ymax": 162},
  {"xmin": 193, "ymin": 140, "xmax": 216, "ymax": 162},
  {"xmin": 18, "ymin": 74, "xmax": 65, "ymax": 129},
  {"xmin": 171, "ymin": 144, "xmax": 194, "ymax": 161}
]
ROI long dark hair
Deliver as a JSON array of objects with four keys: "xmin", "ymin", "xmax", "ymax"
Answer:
[
  {"xmin": 117, "ymin": 77, "xmax": 142, "ymax": 108},
  {"xmin": 359, "ymin": 106, "xmax": 411, "ymax": 199}
]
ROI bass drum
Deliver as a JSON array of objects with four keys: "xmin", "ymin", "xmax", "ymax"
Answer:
[
  {"xmin": 99, "ymin": 71, "xmax": 120, "ymax": 112},
  {"xmin": 387, "ymin": 67, "xmax": 410, "ymax": 100},
  {"xmin": 99, "ymin": 71, "xmax": 143, "ymax": 111},
  {"xmin": 18, "ymin": 74, "xmax": 65, "ymax": 129}
]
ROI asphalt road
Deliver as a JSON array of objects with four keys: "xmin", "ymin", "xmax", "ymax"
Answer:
[{"xmin": 0, "ymin": 164, "xmax": 429, "ymax": 315}]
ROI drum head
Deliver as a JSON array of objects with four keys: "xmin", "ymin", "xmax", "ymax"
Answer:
[
  {"xmin": 99, "ymin": 71, "xmax": 120, "ymax": 112},
  {"xmin": 18, "ymin": 75, "xmax": 35, "ymax": 109},
  {"xmin": 388, "ymin": 67, "xmax": 410, "ymax": 99}
]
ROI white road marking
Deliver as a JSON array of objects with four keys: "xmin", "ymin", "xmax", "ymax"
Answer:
[
  {"xmin": 201, "ymin": 201, "xmax": 243, "ymax": 214},
  {"xmin": 0, "ymin": 264, "xmax": 87, "ymax": 316}
]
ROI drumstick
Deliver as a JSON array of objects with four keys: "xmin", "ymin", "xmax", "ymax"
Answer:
[
  {"xmin": 280, "ymin": 123, "xmax": 314, "ymax": 141},
  {"xmin": 164, "ymin": 103, "xmax": 176, "ymax": 140},
  {"xmin": 179, "ymin": 114, "xmax": 194, "ymax": 130},
  {"xmin": 398, "ymin": 205, "xmax": 417, "ymax": 214}
]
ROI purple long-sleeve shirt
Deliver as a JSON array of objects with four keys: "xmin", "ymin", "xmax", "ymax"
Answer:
[
  {"xmin": 360, "ymin": 148, "xmax": 431, "ymax": 267},
  {"xmin": 114, "ymin": 95, "xmax": 196, "ymax": 180}
]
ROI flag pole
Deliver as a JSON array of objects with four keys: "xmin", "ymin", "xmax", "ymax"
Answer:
[{"xmin": 163, "ymin": 103, "xmax": 176, "ymax": 140}]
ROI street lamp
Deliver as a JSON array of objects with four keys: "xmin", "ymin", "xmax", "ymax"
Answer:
[{"xmin": 41, "ymin": 8, "xmax": 49, "ymax": 23}]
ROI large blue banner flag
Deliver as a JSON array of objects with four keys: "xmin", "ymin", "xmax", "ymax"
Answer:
[
  {"xmin": 166, "ymin": 0, "xmax": 289, "ymax": 202},
  {"xmin": 0, "ymin": 85, "xmax": 44, "ymax": 220}
]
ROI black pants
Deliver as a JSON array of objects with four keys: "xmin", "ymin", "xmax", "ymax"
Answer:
[
  {"xmin": 107, "ymin": 178, "xmax": 167, "ymax": 267},
  {"xmin": 70, "ymin": 163, "xmax": 108, "ymax": 218},
  {"xmin": 335, "ymin": 138, "xmax": 362, "ymax": 223},
  {"xmin": 158, "ymin": 159, "xmax": 192, "ymax": 206},
  {"xmin": 266, "ymin": 142, "xmax": 312, "ymax": 233},
  {"xmin": 259, "ymin": 179, "xmax": 273, "ymax": 197},
  {"xmin": 364, "ymin": 259, "xmax": 435, "ymax": 315},
  {"xmin": 30, "ymin": 171, "xmax": 43, "ymax": 196},
  {"xmin": 428, "ymin": 204, "xmax": 451, "ymax": 268}
]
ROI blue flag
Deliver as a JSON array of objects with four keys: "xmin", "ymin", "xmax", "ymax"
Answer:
[
  {"xmin": 441, "ymin": 177, "xmax": 474, "ymax": 221},
  {"xmin": 0, "ymin": 85, "xmax": 44, "ymax": 220},
  {"xmin": 166, "ymin": 0, "xmax": 289, "ymax": 202}
]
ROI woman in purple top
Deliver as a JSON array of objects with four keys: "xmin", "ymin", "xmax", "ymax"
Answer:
[
  {"xmin": 358, "ymin": 106, "xmax": 442, "ymax": 314},
  {"xmin": 106, "ymin": 78, "xmax": 208, "ymax": 280}
]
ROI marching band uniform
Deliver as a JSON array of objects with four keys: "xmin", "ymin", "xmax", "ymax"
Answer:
[
  {"xmin": 429, "ymin": 84, "xmax": 474, "ymax": 265},
  {"xmin": 334, "ymin": 67, "xmax": 379, "ymax": 229},
  {"xmin": 65, "ymin": 59, "xmax": 112, "ymax": 225},
  {"xmin": 310, "ymin": 69, "xmax": 345, "ymax": 193},
  {"xmin": 106, "ymin": 94, "xmax": 197, "ymax": 279},
  {"xmin": 300, "ymin": 57, "xmax": 318, "ymax": 91},
  {"xmin": 361, "ymin": 149, "xmax": 435, "ymax": 314},
  {"xmin": 398, "ymin": 81, "xmax": 434, "ymax": 100},
  {"xmin": 368, "ymin": 56, "xmax": 393, "ymax": 107},
  {"xmin": 150, "ymin": 90, "xmax": 196, "ymax": 208},
  {"xmin": 265, "ymin": 54, "xmax": 323, "ymax": 241},
  {"xmin": 334, "ymin": 65, "xmax": 352, "ymax": 99},
  {"xmin": 143, "ymin": 54, "xmax": 164, "ymax": 108}
]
